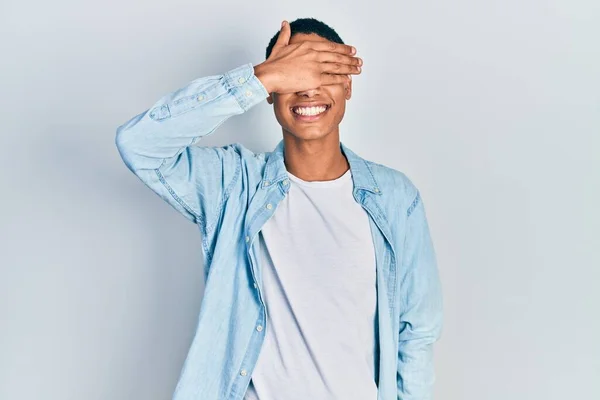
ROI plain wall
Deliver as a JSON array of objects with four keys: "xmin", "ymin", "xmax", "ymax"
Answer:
[{"xmin": 1, "ymin": 0, "xmax": 598, "ymax": 399}]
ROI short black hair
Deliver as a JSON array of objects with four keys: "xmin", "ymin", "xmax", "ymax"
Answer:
[{"xmin": 265, "ymin": 17, "xmax": 345, "ymax": 59}]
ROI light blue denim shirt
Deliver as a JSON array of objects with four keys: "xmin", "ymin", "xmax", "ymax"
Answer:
[{"xmin": 115, "ymin": 62, "xmax": 443, "ymax": 400}]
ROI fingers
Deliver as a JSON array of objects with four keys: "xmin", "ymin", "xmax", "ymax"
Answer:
[
  {"xmin": 271, "ymin": 20, "xmax": 291, "ymax": 54},
  {"xmin": 320, "ymin": 73, "xmax": 352, "ymax": 86},
  {"xmin": 320, "ymin": 62, "xmax": 362, "ymax": 76},
  {"xmin": 316, "ymin": 51, "xmax": 362, "ymax": 67},
  {"xmin": 309, "ymin": 41, "xmax": 356, "ymax": 55}
]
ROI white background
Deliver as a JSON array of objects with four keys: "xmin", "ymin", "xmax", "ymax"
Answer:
[{"xmin": 1, "ymin": 1, "xmax": 599, "ymax": 399}]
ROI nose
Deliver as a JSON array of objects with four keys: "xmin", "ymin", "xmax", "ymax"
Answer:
[{"xmin": 296, "ymin": 87, "xmax": 320, "ymax": 97}]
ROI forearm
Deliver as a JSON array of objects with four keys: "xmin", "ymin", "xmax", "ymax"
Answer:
[
  {"xmin": 115, "ymin": 62, "xmax": 268, "ymax": 173},
  {"xmin": 397, "ymin": 337, "xmax": 438, "ymax": 399},
  {"xmin": 397, "ymin": 191, "xmax": 444, "ymax": 399}
]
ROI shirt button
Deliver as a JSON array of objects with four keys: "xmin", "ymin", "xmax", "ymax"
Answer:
[
  {"xmin": 256, "ymin": 325, "xmax": 263, "ymax": 332},
  {"xmin": 240, "ymin": 369, "xmax": 247, "ymax": 376},
  {"xmin": 374, "ymin": 187, "xmax": 379, "ymax": 193},
  {"xmin": 197, "ymin": 95, "xmax": 204, "ymax": 101},
  {"xmin": 266, "ymin": 203, "xmax": 273, "ymax": 210},
  {"xmin": 245, "ymin": 236, "xmax": 250, "ymax": 242},
  {"xmin": 253, "ymin": 282, "xmax": 258, "ymax": 289},
  {"xmin": 238, "ymin": 77, "xmax": 246, "ymax": 84},
  {"xmin": 245, "ymin": 90, "xmax": 253, "ymax": 97}
]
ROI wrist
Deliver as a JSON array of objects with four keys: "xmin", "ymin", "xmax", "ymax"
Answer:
[{"xmin": 253, "ymin": 62, "xmax": 277, "ymax": 94}]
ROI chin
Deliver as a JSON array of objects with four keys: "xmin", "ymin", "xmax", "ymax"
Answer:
[{"xmin": 284, "ymin": 126, "xmax": 333, "ymax": 141}]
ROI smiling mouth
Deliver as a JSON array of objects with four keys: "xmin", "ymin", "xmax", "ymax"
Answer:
[{"xmin": 290, "ymin": 104, "xmax": 331, "ymax": 119}]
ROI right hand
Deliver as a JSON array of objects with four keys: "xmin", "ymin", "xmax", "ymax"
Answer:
[{"xmin": 254, "ymin": 20, "xmax": 363, "ymax": 94}]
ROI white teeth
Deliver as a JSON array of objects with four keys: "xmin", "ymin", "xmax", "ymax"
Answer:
[{"xmin": 293, "ymin": 105, "xmax": 328, "ymax": 116}]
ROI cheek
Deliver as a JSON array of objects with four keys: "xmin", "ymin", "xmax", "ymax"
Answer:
[
  {"xmin": 325, "ymin": 83, "xmax": 344, "ymax": 94},
  {"xmin": 273, "ymin": 104, "xmax": 290, "ymax": 122},
  {"xmin": 273, "ymin": 98, "xmax": 290, "ymax": 116},
  {"xmin": 331, "ymin": 104, "xmax": 346, "ymax": 122},
  {"xmin": 272, "ymin": 104, "xmax": 294, "ymax": 129}
]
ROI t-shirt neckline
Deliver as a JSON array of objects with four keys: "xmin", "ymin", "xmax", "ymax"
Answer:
[{"xmin": 286, "ymin": 168, "xmax": 352, "ymax": 188}]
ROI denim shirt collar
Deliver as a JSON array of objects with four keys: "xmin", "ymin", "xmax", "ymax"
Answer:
[{"xmin": 263, "ymin": 139, "xmax": 383, "ymax": 195}]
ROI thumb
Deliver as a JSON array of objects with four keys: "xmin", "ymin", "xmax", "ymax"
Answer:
[{"xmin": 272, "ymin": 20, "xmax": 290, "ymax": 53}]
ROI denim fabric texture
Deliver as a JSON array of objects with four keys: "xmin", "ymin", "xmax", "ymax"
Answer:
[{"xmin": 115, "ymin": 62, "xmax": 443, "ymax": 400}]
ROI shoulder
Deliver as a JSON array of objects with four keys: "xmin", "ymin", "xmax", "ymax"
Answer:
[
  {"xmin": 364, "ymin": 158, "xmax": 420, "ymax": 214},
  {"xmin": 227, "ymin": 142, "xmax": 269, "ymax": 178},
  {"xmin": 225, "ymin": 142, "xmax": 268, "ymax": 163}
]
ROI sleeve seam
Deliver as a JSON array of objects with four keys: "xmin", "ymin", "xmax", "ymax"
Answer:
[
  {"xmin": 154, "ymin": 168, "xmax": 202, "ymax": 225},
  {"xmin": 200, "ymin": 216, "xmax": 213, "ymax": 281},
  {"xmin": 204, "ymin": 148, "xmax": 242, "ymax": 235},
  {"xmin": 407, "ymin": 190, "xmax": 421, "ymax": 218}
]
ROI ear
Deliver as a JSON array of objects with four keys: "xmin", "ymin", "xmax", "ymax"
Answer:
[{"xmin": 344, "ymin": 77, "xmax": 353, "ymax": 100}]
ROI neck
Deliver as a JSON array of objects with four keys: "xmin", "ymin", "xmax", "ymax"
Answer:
[{"xmin": 281, "ymin": 131, "xmax": 350, "ymax": 182}]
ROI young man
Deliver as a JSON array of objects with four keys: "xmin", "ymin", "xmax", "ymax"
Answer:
[{"xmin": 116, "ymin": 17, "xmax": 443, "ymax": 400}]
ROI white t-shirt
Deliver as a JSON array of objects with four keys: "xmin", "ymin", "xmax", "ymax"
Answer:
[{"xmin": 244, "ymin": 168, "xmax": 379, "ymax": 400}]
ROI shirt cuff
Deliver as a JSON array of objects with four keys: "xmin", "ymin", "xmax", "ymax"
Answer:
[{"xmin": 223, "ymin": 62, "xmax": 270, "ymax": 112}]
